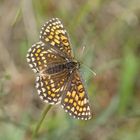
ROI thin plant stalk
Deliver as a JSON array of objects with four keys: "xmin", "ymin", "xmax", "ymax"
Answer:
[{"xmin": 32, "ymin": 104, "xmax": 52, "ymax": 138}]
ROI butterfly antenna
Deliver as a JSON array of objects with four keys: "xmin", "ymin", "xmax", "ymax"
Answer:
[
  {"xmin": 79, "ymin": 46, "xmax": 96, "ymax": 76},
  {"xmin": 81, "ymin": 63, "xmax": 96, "ymax": 76},
  {"xmin": 79, "ymin": 46, "xmax": 86, "ymax": 60}
]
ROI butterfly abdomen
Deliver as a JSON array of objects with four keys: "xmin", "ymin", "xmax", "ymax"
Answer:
[
  {"xmin": 47, "ymin": 64, "xmax": 65, "ymax": 74},
  {"xmin": 46, "ymin": 61, "xmax": 78, "ymax": 74}
]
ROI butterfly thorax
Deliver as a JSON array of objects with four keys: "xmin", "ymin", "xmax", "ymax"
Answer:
[
  {"xmin": 46, "ymin": 60, "xmax": 80, "ymax": 75},
  {"xmin": 65, "ymin": 59, "xmax": 80, "ymax": 69}
]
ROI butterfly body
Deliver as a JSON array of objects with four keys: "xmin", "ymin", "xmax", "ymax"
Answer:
[
  {"xmin": 26, "ymin": 18, "xmax": 92, "ymax": 120},
  {"xmin": 46, "ymin": 61, "xmax": 79, "ymax": 75}
]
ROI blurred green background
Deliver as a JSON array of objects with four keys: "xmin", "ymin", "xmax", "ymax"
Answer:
[{"xmin": 0, "ymin": 0, "xmax": 140, "ymax": 140}]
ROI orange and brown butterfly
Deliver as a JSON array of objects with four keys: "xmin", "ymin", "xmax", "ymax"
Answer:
[{"xmin": 26, "ymin": 18, "xmax": 92, "ymax": 120}]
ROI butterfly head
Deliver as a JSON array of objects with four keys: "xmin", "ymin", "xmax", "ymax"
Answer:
[{"xmin": 72, "ymin": 60, "xmax": 80, "ymax": 69}]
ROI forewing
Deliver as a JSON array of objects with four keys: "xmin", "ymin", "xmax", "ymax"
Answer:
[
  {"xmin": 35, "ymin": 70, "xmax": 69, "ymax": 104},
  {"xmin": 26, "ymin": 41, "xmax": 65, "ymax": 73},
  {"xmin": 40, "ymin": 18, "xmax": 73, "ymax": 58},
  {"xmin": 61, "ymin": 70, "xmax": 92, "ymax": 120}
]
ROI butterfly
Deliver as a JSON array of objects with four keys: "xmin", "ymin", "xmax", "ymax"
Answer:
[{"xmin": 26, "ymin": 18, "xmax": 92, "ymax": 120}]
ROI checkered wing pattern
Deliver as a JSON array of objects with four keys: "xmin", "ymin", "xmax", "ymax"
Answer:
[
  {"xmin": 61, "ymin": 71, "xmax": 92, "ymax": 120},
  {"xmin": 40, "ymin": 18, "xmax": 73, "ymax": 58},
  {"xmin": 26, "ymin": 41, "xmax": 65, "ymax": 73},
  {"xmin": 35, "ymin": 70, "xmax": 69, "ymax": 104},
  {"xmin": 26, "ymin": 18, "xmax": 93, "ymax": 120},
  {"xmin": 26, "ymin": 41, "xmax": 69, "ymax": 104}
]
